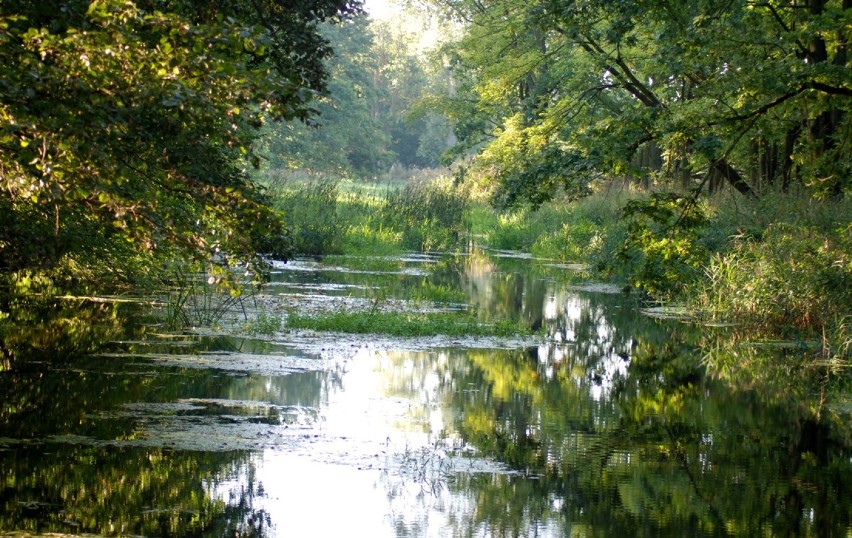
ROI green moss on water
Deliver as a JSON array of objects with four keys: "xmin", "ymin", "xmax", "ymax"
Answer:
[
  {"xmin": 319, "ymin": 254, "xmax": 405, "ymax": 272},
  {"xmin": 285, "ymin": 310, "xmax": 530, "ymax": 338},
  {"xmin": 407, "ymin": 282, "xmax": 467, "ymax": 304}
]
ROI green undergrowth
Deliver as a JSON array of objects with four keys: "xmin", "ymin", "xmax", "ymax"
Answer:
[
  {"xmin": 469, "ymin": 190, "xmax": 630, "ymax": 271},
  {"xmin": 285, "ymin": 310, "xmax": 531, "ymax": 338},
  {"xmin": 690, "ymin": 194, "xmax": 850, "ymax": 338},
  {"xmin": 694, "ymin": 222, "xmax": 851, "ymax": 331},
  {"xmin": 264, "ymin": 173, "xmax": 470, "ymax": 256}
]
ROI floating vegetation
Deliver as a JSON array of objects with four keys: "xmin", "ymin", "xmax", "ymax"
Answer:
[
  {"xmin": 285, "ymin": 310, "xmax": 531, "ymax": 338},
  {"xmin": 639, "ymin": 305, "xmax": 694, "ymax": 320},
  {"xmin": 407, "ymin": 282, "xmax": 467, "ymax": 305}
]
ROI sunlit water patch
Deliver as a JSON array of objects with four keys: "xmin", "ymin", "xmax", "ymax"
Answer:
[{"xmin": 269, "ymin": 257, "xmax": 430, "ymax": 277}]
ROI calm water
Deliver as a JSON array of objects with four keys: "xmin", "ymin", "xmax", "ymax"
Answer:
[{"xmin": 1, "ymin": 250, "xmax": 850, "ymax": 537}]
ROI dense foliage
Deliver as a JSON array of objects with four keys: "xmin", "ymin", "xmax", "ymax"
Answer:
[
  {"xmin": 424, "ymin": 0, "xmax": 851, "ymax": 204},
  {"xmin": 0, "ymin": 0, "xmax": 359, "ymax": 281},
  {"xmin": 412, "ymin": 0, "xmax": 850, "ymax": 343},
  {"xmin": 260, "ymin": 11, "xmax": 454, "ymax": 175}
]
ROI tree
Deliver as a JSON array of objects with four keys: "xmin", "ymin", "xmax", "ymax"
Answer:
[
  {"xmin": 423, "ymin": 0, "xmax": 851, "ymax": 205},
  {"xmin": 0, "ymin": 0, "xmax": 359, "ymax": 280},
  {"xmin": 260, "ymin": 16, "xmax": 393, "ymax": 176},
  {"xmin": 260, "ymin": 11, "xmax": 453, "ymax": 176}
]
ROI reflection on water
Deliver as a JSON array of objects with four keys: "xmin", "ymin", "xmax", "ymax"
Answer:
[
  {"xmin": 0, "ymin": 444, "xmax": 263, "ymax": 536},
  {"xmin": 1, "ymin": 249, "xmax": 850, "ymax": 536}
]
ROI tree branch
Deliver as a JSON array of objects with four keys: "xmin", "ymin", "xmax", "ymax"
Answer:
[{"xmin": 723, "ymin": 81, "xmax": 851, "ymax": 123}]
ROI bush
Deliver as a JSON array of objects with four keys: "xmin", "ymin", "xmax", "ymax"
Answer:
[
  {"xmin": 380, "ymin": 179, "xmax": 470, "ymax": 251},
  {"xmin": 695, "ymin": 222, "xmax": 852, "ymax": 333},
  {"xmin": 615, "ymin": 192, "xmax": 710, "ymax": 300},
  {"xmin": 274, "ymin": 179, "xmax": 345, "ymax": 255}
]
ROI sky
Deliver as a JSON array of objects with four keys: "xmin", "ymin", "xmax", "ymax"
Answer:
[
  {"xmin": 361, "ymin": 0, "xmax": 443, "ymax": 52},
  {"xmin": 362, "ymin": 0, "xmax": 399, "ymax": 20}
]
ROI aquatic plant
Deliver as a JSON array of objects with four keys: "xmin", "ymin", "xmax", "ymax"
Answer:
[
  {"xmin": 407, "ymin": 281, "xmax": 467, "ymax": 305},
  {"xmin": 319, "ymin": 254, "xmax": 405, "ymax": 272},
  {"xmin": 395, "ymin": 440, "xmax": 453, "ymax": 495},
  {"xmin": 160, "ymin": 263, "xmax": 256, "ymax": 329},
  {"xmin": 245, "ymin": 309, "xmax": 283, "ymax": 335},
  {"xmin": 285, "ymin": 310, "xmax": 529, "ymax": 338},
  {"xmin": 473, "ymin": 190, "xmax": 630, "ymax": 275}
]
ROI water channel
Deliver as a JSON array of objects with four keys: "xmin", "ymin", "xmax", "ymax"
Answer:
[{"xmin": 1, "ymin": 249, "xmax": 850, "ymax": 536}]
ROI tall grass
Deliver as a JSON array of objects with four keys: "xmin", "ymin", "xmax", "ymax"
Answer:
[
  {"xmin": 473, "ymin": 190, "xmax": 632, "ymax": 277},
  {"xmin": 265, "ymin": 172, "xmax": 470, "ymax": 256},
  {"xmin": 272, "ymin": 178, "xmax": 345, "ymax": 255},
  {"xmin": 694, "ymin": 222, "xmax": 851, "ymax": 335},
  {"xmin": 701, "ymin": 190, "xmax": 852, "ymax": 252},
  {"xmin": 380, "ymin": 178, "xmax": 470, "ymax": 251}
]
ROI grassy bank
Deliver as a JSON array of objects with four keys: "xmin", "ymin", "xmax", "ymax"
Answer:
[
  {"xmin": 691, "ymin": 198, "xmax": 851, "ymax": 381},
  {"xmin": 466, "ymin": 188, "xmax": 629, "ymax": 271},
  {"xmin": 263, "ymin": 170, "xmax": 849, "ymax": 354},
  {"xmin": 261, "ymin": 170, "xmax": 469, "ymax": 256}
]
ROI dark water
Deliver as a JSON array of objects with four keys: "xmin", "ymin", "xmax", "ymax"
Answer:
[{"xmin": 0, "ymin": 250, "xmax": 850, "ymax": 537}]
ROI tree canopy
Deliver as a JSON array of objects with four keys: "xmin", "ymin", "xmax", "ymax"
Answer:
[
  {"xmin": 0, "ymin": 0, "xmax": 359, "ymax": 279},
  {"xmin": 260, "ymin": 10, "xmax": 454, "ymax": 176},
  {"xmin": 423, "ymin": 0, "xmax": 851, "ymax": 206}
]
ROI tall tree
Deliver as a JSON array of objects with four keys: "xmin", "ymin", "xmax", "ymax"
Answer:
[
  {"xmin": 261, "ymin": 11, "xmax": 452, "ymax": 175},
  {"xmin": 261, "ymin": 16, "xmax": 392, "ymax": 175},
  {"xmin": 423, "ymin": 0, "xmax": 851, "ymax": 205},
  {"xmin": 0, "ymin": 0, "xmax": 359, "ymax": 278}
]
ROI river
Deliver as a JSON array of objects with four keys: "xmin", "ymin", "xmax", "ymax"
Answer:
[{"xmin": 1, "ymin": 249, "xmax": 850, "ymax": 536}]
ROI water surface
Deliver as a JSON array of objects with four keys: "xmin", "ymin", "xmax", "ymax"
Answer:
[{"xmin": 1, "ymin": 250, "xmax": 849, "ymax": 536}]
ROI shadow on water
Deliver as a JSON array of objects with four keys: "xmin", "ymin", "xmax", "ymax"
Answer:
[{"xmin": 0, "ymin": 248, "xmax": 850, "ymax": 536}]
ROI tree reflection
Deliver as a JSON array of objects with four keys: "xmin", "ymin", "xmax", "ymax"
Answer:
[
  {"xmin": 0, "ymin": 294, "xmax": 128, "ymax": 370},
  {"xmin": 0, "ymin": 330, "xmax": 329, "ymax": 537},
  {"xmin": 0, "ymin": 445, "xmax": 267, "ymax": 537},
  {"xmin": 434, "ymin": 329, "xmax": 852, "ymax": 536}
]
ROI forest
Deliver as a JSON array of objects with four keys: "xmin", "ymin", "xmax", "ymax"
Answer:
[{"xmin": 3, "ymin": 0, "xmax": 847, "ymax": 373}]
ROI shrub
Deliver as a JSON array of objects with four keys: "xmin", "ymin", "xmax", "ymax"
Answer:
[
  {"xmin": 380, "ymin": 179, "xmax": 469, "ymax": 251},
  {"xmin": 274, "ymin": 179, "xmax": 344, "ymax": 255},
  {"xmin": 695, "ymin": 223, "xmax": 852, "ymax": 333},
  {"xmin": 615, "ymin": 192, "xmax": 710, "ymax": 300}
]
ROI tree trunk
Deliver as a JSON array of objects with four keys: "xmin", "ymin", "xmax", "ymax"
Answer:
[
  {"xmin": 804, "ymin": 0, "xmax": 845, "ymax": 198},
  {"xmin": 779, "ymin": 125, "xmax": 801, "ymax": 192},
  {"xmin": 714, "ymin": 159, "xmax": 758, "ymax": 199}
]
